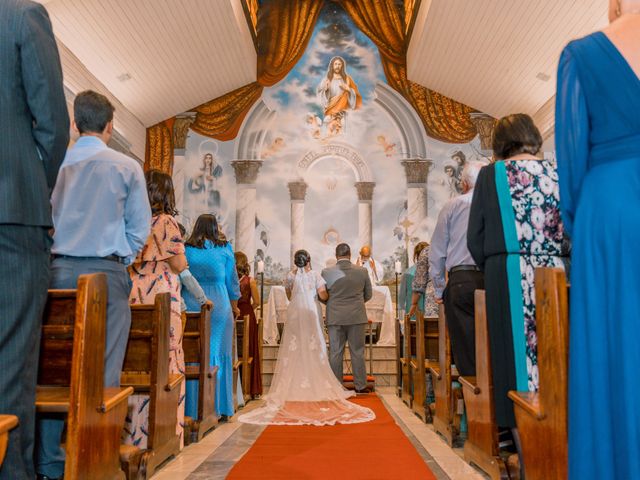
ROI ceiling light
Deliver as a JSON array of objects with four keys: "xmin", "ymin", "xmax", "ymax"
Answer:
[
  {"xmin": 117, "ymin": 73, "xmax": 132, "ymax": 82},
  {"xmin": 536, "ymin": 72, "xmax": 550, "ymax": 82}
]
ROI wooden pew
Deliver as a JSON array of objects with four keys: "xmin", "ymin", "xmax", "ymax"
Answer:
[
  {"xmin": 410, "ymin": 310, "xmax": 439, "ymax": 422},
  {"xmin": 399, "ymin": 315, "xmax": 413, "ymax": 407},
  {"xmin": 508, "ymin": 268, "xmax": 568, "ymax": 480},
  {"xmin": 459, "ymin": 290, "xmax": 509, "ymax": 479},
  {"xmin": 37, "ymin": 273, "xmax": 132, "ymax": 480},
  {"xmin": 0, "ymin": 415, "xmax": 18, "ymax": 467},
  {"xmin": 233, "ymin": 315, "xmax": 253, "ymax": 409},
  {"xmin": 183, "ymin": 301, "xmax": 218, "ymax": 445},
  {"xmin": 120, "ymin": 293, "xmax": 185, "ymax": 479},
  {"xmin": 429, "ymin": 304, "xmax": 460, "ymax": 446}
]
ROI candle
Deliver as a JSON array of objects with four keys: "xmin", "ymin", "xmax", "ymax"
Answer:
[
  {"xmin": 395, "ymin": 260, "xmax": 402, "ymax": 274},
  {"xmin": 257, "ymin": 260, "xmax": 265, "ymax": 274}
]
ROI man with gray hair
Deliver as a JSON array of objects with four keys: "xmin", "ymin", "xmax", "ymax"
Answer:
[{"xmin": 429, "ymin": 161, "xmax": 485, "ymax": 376}]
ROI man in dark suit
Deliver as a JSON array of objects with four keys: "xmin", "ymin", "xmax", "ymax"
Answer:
[
  {"xmin": 321, "ymin": 243, "xmax": 373, "ymax": 393},
  {"xmin": 0, "ymin": 1, "xmax": 69, "ymax": 478}
]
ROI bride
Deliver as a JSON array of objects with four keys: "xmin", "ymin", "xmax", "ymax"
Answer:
[{"xmin": 238, "ymin": 250, "xmax": 375, "ymax": 426}]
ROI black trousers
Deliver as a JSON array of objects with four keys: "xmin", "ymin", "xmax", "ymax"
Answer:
[
  {"xmin": 443, "ymin": 269, "xmax": 484, "ymax": 377},
  {"xmin": 0, "ymin": 226, "xmax": 51, "ymax": 480}
]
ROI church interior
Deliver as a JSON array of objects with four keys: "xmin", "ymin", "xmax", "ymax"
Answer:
[{"xmin": 1, "ymin": 0, "xmax": 638, "ymax": 479}]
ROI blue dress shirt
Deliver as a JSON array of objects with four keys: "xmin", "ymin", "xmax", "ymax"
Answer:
[
  {"xmin": 429, "ymin": 190, "xmax": 476, "ymax": 298},
  {"xmin": 51, "ymin": 136, "xmax": 151, "ymax": 264}
]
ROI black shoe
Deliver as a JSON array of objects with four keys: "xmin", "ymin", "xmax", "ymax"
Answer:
[{"xmin": 355, "ymin": 387, "xmax": 372, "ymax": 394}]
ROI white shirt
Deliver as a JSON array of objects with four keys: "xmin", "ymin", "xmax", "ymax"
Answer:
[{"xmin": 357, "ymin": 257, "xmax": 383, "ymax": 285}]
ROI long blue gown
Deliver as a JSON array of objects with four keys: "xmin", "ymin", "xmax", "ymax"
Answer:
[
  {"xmin": 556, "ymin": 31, "xmax": 640, "ymax": 479},
  {"xmin": 183, "ymin": 241, "xmax": 240, "ymax": 417}
]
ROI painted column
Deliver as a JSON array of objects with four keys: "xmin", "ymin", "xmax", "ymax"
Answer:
[
  {"xmin": 231, "ymin": 160, "xmax": 263, "ymax": 258},
  {"xmin": 355, "ymin": 182, "xmax": 375, "ymax": 249},
  {"xmin": 288, "ymin": 181, "xmax": 307, "ymax": 266},
  {"xmin": 401, "ymin": 159, "xmax": 432, "ymax": 250},
  {"xmin": 470, "ymin": 113, "xmax": 496, "ymax": 157},
  {"xmin": 172, "ymin": 114, "xmax": 195, "ymax": 226}
]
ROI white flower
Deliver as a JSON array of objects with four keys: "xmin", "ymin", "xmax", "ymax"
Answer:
[
  {"xmin": 531, "ymin": 208, "xmax": 545, "ymax": 230},
  {"xmin": 531, "ymin": 191, "xmax": 545, "ymax": 206},
  {"xmin": 521, "ymin": 223, "xmax": 533, "ymax": 240},
  {"xmin": 530, "ymin": 241, "xmax": 542, "ymax": 253},
  {"xmin": 539, "ymin": 175, "xmax": 554, "ymax": 195},
  {"xmin": 526, "ymin": 161, "xmax": 543, "ymax": 175}
]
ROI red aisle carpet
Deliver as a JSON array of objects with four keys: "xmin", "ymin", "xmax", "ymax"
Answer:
[{"xmin": 227, "ymin": 394, "xmax": 437, "ymax": 480}]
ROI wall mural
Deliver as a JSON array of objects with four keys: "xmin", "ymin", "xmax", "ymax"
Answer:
[{"xmin": 176, "ymin": 3, "xmax": 489, "ymax": 284}]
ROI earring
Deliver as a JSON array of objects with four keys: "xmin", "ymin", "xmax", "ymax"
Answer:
[{"xmin": 616, "ymin": 0, "xmax": 622, "ymax": 16}]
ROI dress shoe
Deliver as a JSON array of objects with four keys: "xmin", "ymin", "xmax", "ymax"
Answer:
[{"xmin": 355, "ymin": 387, "xmax": 372, "ymax": 394}]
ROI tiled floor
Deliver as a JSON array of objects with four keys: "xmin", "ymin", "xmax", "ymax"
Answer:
[{"xmin": 150, "ymin": 388, "xmax": 488, "ymax": 480}]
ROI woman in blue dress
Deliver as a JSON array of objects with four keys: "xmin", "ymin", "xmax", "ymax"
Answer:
[
  {"xmin": 183, "ymin": 214, "xmax": 240, "ymax": 418},
  {"xmin": 556, "ymin": 2, "xmax": 640, "ymax": 477}
]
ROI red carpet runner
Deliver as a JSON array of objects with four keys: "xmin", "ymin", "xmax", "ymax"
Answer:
[{"xmin": 228, "ymin": 394, "xmax": 437, "ymax": 479}]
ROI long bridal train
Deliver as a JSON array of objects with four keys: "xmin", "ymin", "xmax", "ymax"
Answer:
[{"xmin": 238, "ymin": 269, "xmax": 374, "ymax": 426}]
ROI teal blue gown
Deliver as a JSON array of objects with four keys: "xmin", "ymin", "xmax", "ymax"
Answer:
[
  {"xmin": 556, "ymin": 32, "xmax": 640, "ymax": 479},
  {"xmin": 183, "ymin": 241, "xmax": 240, "ymax": 417}
]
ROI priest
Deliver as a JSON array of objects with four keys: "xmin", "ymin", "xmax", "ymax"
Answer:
[{"xmin": 357, "ymin": 245, "xmax": 383, "ymax": 285}]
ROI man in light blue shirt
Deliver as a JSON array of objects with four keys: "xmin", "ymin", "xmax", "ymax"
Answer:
[
  {"xmin": 36, "ymin": 90, "xmax": 151, "ymax": 480},
  {"xmin": 427, "ymin": 161, "xmax": 485, "ymax": 377}
]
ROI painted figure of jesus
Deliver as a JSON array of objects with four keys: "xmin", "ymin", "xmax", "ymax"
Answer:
[{"xmin": 316, "ymin": 56, "xmax": 362, "ymax": 137}]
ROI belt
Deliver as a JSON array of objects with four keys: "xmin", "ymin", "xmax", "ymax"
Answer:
[
  {"xmin": 52, "ymin": 254, "xmax": 127, "ymax": 264},
  {"xmin": 449, "ymin": 265, "xmax": 480, "ymax": 274}
]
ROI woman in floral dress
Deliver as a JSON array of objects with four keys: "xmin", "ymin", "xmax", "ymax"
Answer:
[
  {"xmin": 467, "ymin": 114, "xmax": 569, "ymax": 430},
  {"xmin": 124, "ymin": 170, "xmax": 188, "ymax": 449}
]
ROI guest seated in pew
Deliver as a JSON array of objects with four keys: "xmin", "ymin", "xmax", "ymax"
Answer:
[
  {"xmin": 466, "ymin": 114, "xmax": 569, "ymax": 435},
  {"xmin": 125, "ymin": 170, "xmax": 187, "ymax": 449},
  {"xmin": 235, "ymin": 251, "xmax": 263, "ymax": 398},
  {"xmin": 429, "ymin": 161, "xmax": 485, "ymax": 377},
  {"xmin": 183, "ymin": 214, "xmax": 241, "ymax": 420},
  {"xmin": 37, "ymin": 90, "xmax": 151, "ymax": 480}
]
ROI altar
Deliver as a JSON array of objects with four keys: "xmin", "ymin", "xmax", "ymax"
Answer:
[{"xmin": 263, "ymin": 285, "xmax": 396, "ymax": 346}]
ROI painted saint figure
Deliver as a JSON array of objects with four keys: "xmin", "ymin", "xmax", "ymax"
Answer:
[
  {"xmin": 316, "ymin": 56, "xmax": 362, "ymax": 137},
  {"xmin": 188, "ymin": 152, "xmax": 223, "ymax": 209}
]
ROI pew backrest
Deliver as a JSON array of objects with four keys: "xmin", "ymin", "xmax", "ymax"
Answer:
[{"xmin": 184, "ymin": 301, "xmax": 213, "ymax": 418}]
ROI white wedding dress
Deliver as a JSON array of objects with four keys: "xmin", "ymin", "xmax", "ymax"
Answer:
[{"xmin": 237, "ymin": 268, "xmax": 375, "ymax": 426}]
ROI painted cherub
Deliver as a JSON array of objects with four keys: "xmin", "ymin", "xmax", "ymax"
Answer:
[
  {"xmin": 377, "ymin": 135, "xmax": 396, "ymax": 157},
  {"xmin": 261, "ymin": 137, "xmax": 285, "ymax": 158},
  {"xmin": 305, "ymin": 113, "xmax": 323, "ymax": 139}
]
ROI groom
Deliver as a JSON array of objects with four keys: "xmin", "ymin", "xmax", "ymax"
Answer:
[{"xmin": 322, "ymin": 243, "xmax": 373, "ymax": 393}]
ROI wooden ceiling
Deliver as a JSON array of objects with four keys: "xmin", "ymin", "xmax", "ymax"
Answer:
[
  {"xmin": 39, "ymin": 0, "xmax": 256, "ymax": 128},
  {"xmin": 407, "ymin": 0, "xmax": 608, "ymax": 137}
]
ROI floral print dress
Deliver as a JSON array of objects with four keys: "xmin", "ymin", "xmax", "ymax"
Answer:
[
  {"xmin": 467, "ymin": 159, "xmax": 568, "ymax": 428},
  {"xmin": 123, "ymin": 214, "xmax": 186, "ymax": 449}
]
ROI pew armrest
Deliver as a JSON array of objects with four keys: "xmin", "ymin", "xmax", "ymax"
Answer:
[
  {"xmin": 428, "ymin": 365, "xmax": 441, "ymax": 380},
  {"xmin": 508, "ymin": 391, "xmax": 545, "ymax": 420},
  {"xmin": 100, "ymin": 387, "xmax": 134, "ymax": 413},
  {"xmin": 459, "ymin": 376, "xmax": 480, "ymax": 394},
  {"xmin": 36, "ymin": 386, "xmax": 70, "ymax": 413},
  {"xmin": 0, "ymin": 415, "xmax": 18, "ymax": 434},
  {"xmin": 165, "ymin": 373, "xmax": 185, "ymax": 392}
]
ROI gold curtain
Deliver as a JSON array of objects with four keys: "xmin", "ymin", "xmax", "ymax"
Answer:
[
  {"xmin": 340, "ymin": 0, "xmax": 477, "ymax": 144},
  {"xmin": 145, "ymin": 118, "xmax": 175, "ymax": 173},
  {"xmin": 191, "ymin": 0, "xmax": 324, "ymax": 139}
]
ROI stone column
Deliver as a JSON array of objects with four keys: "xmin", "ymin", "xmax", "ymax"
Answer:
[
  {"xmin": 470, "ymin": 113, "xmax": 496, "ymax": 157},
  {"xmin": 172, "ymin": 114, "xmax": 195, "ymax": 225},
  {"xmin": 288, "ymin": 181, "xmax": 307, "ymax": 265},
  {"xmin": 401, "ymin": 159, "xmax": 432, "ymax": 247},
  {"xmin": 355, "ymin": 182, "xmax": 375, "ymax": 249},
  {"xmin": 231, "ymin": 160, "xmax": 262, "ymax": 258}
]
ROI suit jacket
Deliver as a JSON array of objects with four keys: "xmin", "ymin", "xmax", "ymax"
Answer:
[
  {"xmin": 321, "ymin": 259, "xmax": 372, "ymax": 326},
  {"xmin": 0, "ymin": 0, "xmax": 69, "ymax": 227}
]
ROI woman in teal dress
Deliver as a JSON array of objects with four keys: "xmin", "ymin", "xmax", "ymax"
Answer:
[
  {"xmin": 183, "ymin": 214, "xmax": 240, "ymax": 418},
  {"xmin": 556, "ymin": 4, "xmax": 640, "ymax": 477}
]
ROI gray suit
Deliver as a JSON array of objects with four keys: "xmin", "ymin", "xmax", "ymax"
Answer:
[
  {"xmin": 322, "ymin": 260, "xmax": 372, "ymax": 390},
  {"xmin": 0, "ymin": 1, "xmax": 69, "ymax": 478}
]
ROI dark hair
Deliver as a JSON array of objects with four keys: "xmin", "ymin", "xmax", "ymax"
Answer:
[
  {"xmin": 145, "ymin": 170, "xmax": 177, "ymax": 216},
  {"xmin": 335, "ymin": 243, "xmax": 351, "ymax": 258},
  {"xmin": 177, "ymin": 223, "xmax": 186, "ymax": 238},
  {"xmin": 294, "ymin": 250, "xmax": 310, "ymax": 268},
  {"xmin": 326, "ymin": 56, "xmax": 347, "ymax": 82},
  {"xmin": 492, "ymin": 114, "xmax": 543, "ymax": 160},
  {"xmin": 413, "ymin": 241, "xmax": 429, "ymax": 263},
  {"xmin": 74, "ymin": 90, "xmax": 115, "ymax": 134},
  {"xmin": 186, "ymin": 214, "xmax": 227, "ymax": 248},
  {"xmin": 235, "ymin": 251, "xmax": 250, "ymax": 276}
]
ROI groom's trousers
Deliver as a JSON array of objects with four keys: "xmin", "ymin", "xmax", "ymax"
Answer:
[{"xmin": 328, "ymin": 323, "xmax": 367, "ymax": 390}]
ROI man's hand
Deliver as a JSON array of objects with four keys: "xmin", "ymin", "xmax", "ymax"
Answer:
[{"xmin": 435, "ymin": 298, "xmax": 444, "ymax": 305}]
